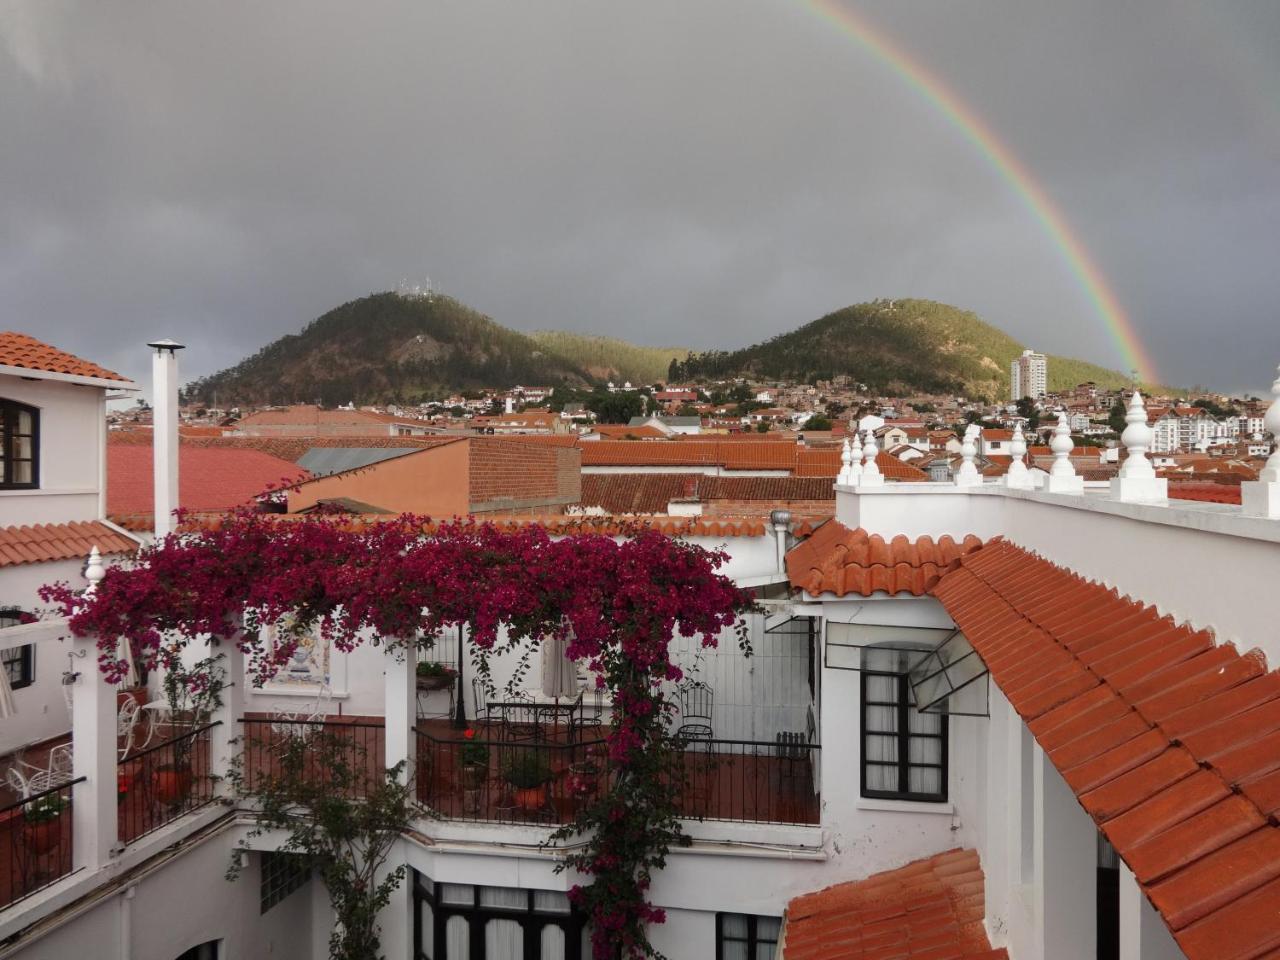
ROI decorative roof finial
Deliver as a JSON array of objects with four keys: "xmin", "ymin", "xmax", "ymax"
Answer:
[
  {"xmin": 955, "ymin": 424, "xmax": 981, "ymax": 486},
  {"xmin": 1242, "ymin": 363, "xmax": 1280, "ymax": 517},
  {"xmin": 1110, "ymin": 390, "xmax": 1167, "ymax": 503},
  {"xmin": 848, "ymin": 429, "xmax": 864, "ymax": 485},
  {"xmin": 1005, "ymin": 422, "xmax": 1032, "ymax": 489},
  {"xmin": 1045, "ymin": 411, "xmax": 1084, "ymax": 494},
  {"xmin": 84, "ymin": 546, "xmax": 105, "ymax": 595},
  {"xmin": 860, "ymin": 428, "xmax": 883, "ymax": 486},
  {"xmin": 837, "ymin": 438, "xmax": 853, "ymax": 485}
]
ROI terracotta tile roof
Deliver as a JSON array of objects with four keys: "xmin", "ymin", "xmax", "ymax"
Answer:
[
  {"xmin": 785, "ymin": 520, "xmax": 983, "ymax": 597},
  {"xmin": 591, "ymin": 424, "xmax": 668, "ymax": 440},
  {"xmin": 579, "ymin": 474, "xmax": 702, "ymax": 514},
  {"xmin": 1168, "ymin": 483, "xmax": 1243, "ymax": 505},
  {"xmin": 109, "ymin": 432, "xmax": 446, "ymax": 464},
  {"xmin": 795, "ymin": 448, "xmax": 842, "ymax": 477},
  {"xmin": 0, "ymin": 332, "xmax": 130, "ymax": 383},
  {"xmin": 108, "ymin": 445, "xmax": 310, "ymax": 523},
  {"xmin": 932, "ymin": 541, "xmax": 1280, "ymax": 960},
  {"xmin": 783, "ymin": 848, "xmax": 1006, "ymax": 960},
  {"xmin": 0, "ymin": 521, "xmax": 137, "ymax": 567},
  {"xmin": 580, "ymin": 441, "xmax": 719, "ymax": 467},
  {"xmin": 698, "ymin": 476, "xmax": 836, "ymax": 501}
]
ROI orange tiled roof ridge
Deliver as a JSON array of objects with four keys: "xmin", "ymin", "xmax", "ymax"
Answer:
[
  {"xmin": 0, "ymin": 332, "xmax": 130, "ymax": 383},
  {"xmin": 783, "ymin": 848, "xmax": 1006, "ymax": 960},
  {"xmin": 932, "ymin": 540, "xmax": 1280, "ymax": 960},
  {"xmin": 785, "ymin": 519, "xmax": 984, "ymax": 597},
  {"xmin": 0, "ymin": 521, "xmax": 137, "ymax": 567}
]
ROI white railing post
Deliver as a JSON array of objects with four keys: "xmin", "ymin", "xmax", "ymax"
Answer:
[
  {"xmin": 1110, "ymin": 391, "xmax": 1167, "ymax": 504},
  {"xmin": 1242, "ymin": 364, "xmax": 1280, "ymax": 518},
  {"xmin": 210, "ymin": 619, "xmax": 246, "ymax": 798},
  {"xmin": 72, "ymin": 630, "xmax": 118, "ymax": 870},
  {"xmin": 384, "ymin": 638, "xmax": 417, "ymax": 782}
]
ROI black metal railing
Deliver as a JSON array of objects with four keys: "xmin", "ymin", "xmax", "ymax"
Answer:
[
  {"xmin": 1, "ymin": 777, "xmax": 83, "ymax": 910},
  {"xmin": 415, "ymin": 728, "xmax": 611, "ymax": 825},
  {"xmin": 676, "ymin": 738, "xmax": 820, "ymax": 825},
  {"xmin": 238, "ymin": 717, "xmax": 386, "ymax": 798},
  {"xmin": 117, "ymin": 722, "xmax": 220, "ymax": 845}
]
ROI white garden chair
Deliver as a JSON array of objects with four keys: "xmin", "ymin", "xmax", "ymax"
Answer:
[
  {"xmin": 5, "ymin": 743, "xmax": 73, "ymax": 799},
  {"xmin": 117, "ymin": 697, "xmax": 142, "ymax": 761},
  {"xmin": 268, "ymin": 686, "xmax": 334, "ymax": 750}
]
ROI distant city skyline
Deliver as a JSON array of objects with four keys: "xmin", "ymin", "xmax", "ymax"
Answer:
[{"xmin": 3, "ymin": 1, "xmax": 1279, "ymax": 394}]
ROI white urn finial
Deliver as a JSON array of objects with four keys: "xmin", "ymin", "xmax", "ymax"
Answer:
[
  {"xmin": 1242, "ymin": 363, "xmax": 1280, "ymax": 517},
  {"xmin": 1046, "ymin": 411, "xmax": 1084, "ymax": 493},
  {"xmin": 1261, "ymin": 364, "xmax": 1280, "ymax": 483},
  {"xmin": 837, "ymin": 438, "xmax": 853, "ymax": 485},
  {"xmin": 955, "ymin": 423, "xmax": 981, "ymax": 486},
  {"xmin": 1110, "ymin": 390, "xmax": 1167, "ymax": 503},
  {"xmin": 84, "ymin": 546, "xmax": 105, "ymax": 595},
  {"xmin": 1005, "ymin": 422, "xmax": 1032, "ymax": 489},
  {"xmin": 860, "ymin": 429, "xmax": 883, "ymax": 486},
  {"xmin": 848, "ymin": 429, "xmax": 864, "ymax": 485}
]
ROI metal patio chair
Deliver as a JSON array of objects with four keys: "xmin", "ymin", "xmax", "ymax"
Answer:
[{"xmin": 675, "ymin": 680, "xmax": 714, "ymax": 742}]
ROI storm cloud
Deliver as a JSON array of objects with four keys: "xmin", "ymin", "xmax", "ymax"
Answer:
[{"xmin": 2, "ymin": 1, "xmax": 1278, "ymax": 393}]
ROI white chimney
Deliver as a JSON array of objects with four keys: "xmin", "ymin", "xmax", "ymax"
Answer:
[{"xmin": 148, "ymin": 339, "xmax": 185, "ymax": 538}]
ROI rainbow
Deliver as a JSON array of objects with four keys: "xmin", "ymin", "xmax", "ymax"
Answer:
[{"xmin": 801, "ymin": 0, "xmax": 1160, "ymax": 385}]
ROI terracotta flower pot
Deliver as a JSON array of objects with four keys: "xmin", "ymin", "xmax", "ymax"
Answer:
[
  {"xmin": 514, "ymin": 785, "xmax": 545, "ymax": 812},
  {"xmin": 415, "ymin": 674, "xmax": 455, "ymax": 691},
  {"xmin": 154, "ymin": 765, "xmax": 194, "ymax": 805},
  {"xmin": 23, "ymin": 817, "xmax": 63, "ymax": 855}
]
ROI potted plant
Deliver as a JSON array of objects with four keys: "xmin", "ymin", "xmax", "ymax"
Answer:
[
  {"xmin": 415, "ymin": 661, "xmax": 457, "ymax": 691},
  {"xmin": 460, "ymin": 729, "xmax": 489, "ymax": 789},
  {"xmin": 153, "ymin": 650, "xmax": 224, "ymax": 807},
  {"xmin": 501, "ymin": 748, "xmax": 553, "ymax": 812},
  {"xmin": 23, "ymin": 794, "xmax": 66, "ymax": 855}
]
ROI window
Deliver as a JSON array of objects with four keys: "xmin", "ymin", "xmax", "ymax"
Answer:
[
  {"xmin": 861, "ymin": 670, "xmax": 948, "ymax": 802},
  {"xmin": 260, "ymin": 852, "xmax": 310, "ymax": 913},
  {"xmin": 0, "ymin": 400, "xmax": 38, "ymax": 489},
  {"xmin": 414, "ymin": 873, "xmax": 585, "ymax": 960},
  {"xmin": 1, "ymin": 644, "xmax": 33, "ymax": 690},
  {"xmin": 716, "ymin": 913, "xmax": 780, "ymax": 960}
]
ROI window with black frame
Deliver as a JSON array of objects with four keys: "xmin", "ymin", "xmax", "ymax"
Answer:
[
  {"xmin": 860, "ymin": 667, "xmax": 948, "ymax": 803},
  {"xmin": 0, "ymin": 399, "xmax": 38, "ymax": 489},
  {"xmin": 0, "ymin": 606, "xmax": 34, "ymax": 690},
  {"xmin": 716, "ymin": 913, "xmax": 780, "ymax": 960},
  {"xmin": 414, "ymin": 872, "xmax": 588, "ymax": 960}
]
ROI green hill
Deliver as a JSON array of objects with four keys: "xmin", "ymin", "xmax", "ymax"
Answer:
[
  {"xmin": 185, "ymin": 292, "xmax": 596, "ymax": 406},
  {"xmin": 669, "ymin": 299, "xmax": 1139, "ymax": 399},
  {"xmin": 529, "ymin": 331, "xmax": 688, "ymax": 385}
]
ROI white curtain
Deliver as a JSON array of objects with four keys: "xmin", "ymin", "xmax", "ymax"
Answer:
[
  {"xmin": 119, "ymin": 637, "xmax": 141, "ymax": 688},
  {"xmin": 540, "ymin": 925, "xmax": 566, "ymax": 960},
  {"xmin": 540, "ymin": 632, "xmax": 577, "ymax": 700},
  {"xmin": 484, "ymin": 919, "xmax": 523, "ymax": 960},
  {"xmin": 445, "ymin": 916, "xmax": 469, "ymax": 959},
  {"xmin": 0, "ymin": 651, "xmax": 16, "ymax": 719}
]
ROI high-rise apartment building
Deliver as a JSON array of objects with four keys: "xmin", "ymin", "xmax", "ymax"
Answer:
[{"xmin": 1010, "ymin": 349, "xmax": 1048, "ymax": 400}]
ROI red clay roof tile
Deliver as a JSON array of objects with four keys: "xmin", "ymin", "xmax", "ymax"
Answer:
[
  {"xmin": 0, "ymin": 521, "xmax": 137, "ymax": 567},
  {"xmin": 932, "ymin": 540, "xmax": 1280, "ymax": 959},
  {"xmin": 0, "ymin": 332, "xmax": 131, "ymax": 383}
]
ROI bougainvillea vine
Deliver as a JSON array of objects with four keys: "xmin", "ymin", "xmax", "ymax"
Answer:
[{"xmin": 40, "ymin": 509, "xmax": 754, "ymax": 959}]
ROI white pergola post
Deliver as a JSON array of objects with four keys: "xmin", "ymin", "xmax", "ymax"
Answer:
[
  {"xmin": 384, "ymin": 639, "xmax": 417, "ymax": 782},
  {"xmin": 209, "ymin": 621, "xmax": 246, "ymax": 797},
  {"xmin": 71, "ymin": 630, "xmax": 118, "ymax": 870}
]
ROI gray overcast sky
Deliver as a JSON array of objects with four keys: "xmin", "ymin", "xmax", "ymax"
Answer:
[{"xmin": 2, "ymin": 1, "xmax": 1279, "ymax": 393}]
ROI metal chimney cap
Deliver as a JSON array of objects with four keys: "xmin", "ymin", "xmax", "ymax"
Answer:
[
  {"xmin": 146, "ymin": 338, "xmax": 186, "ymax": 353},
  {"xmin": 769, "ymin": 508, "xmax": 792, "ymax": 527}
]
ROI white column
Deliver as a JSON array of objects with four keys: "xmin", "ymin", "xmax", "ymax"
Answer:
[
  {"xmin": 148, "ymin": 339, "xmax": 184, "ymax": 539},
  {"xmin": 384, "ymin": 640, "xmax": 417, "ymax": 781},
  {"xmin": 1036, "ymin": 747, "xmax": 1097, "ymax": 960},
  {"xmin": 1119, "ymin": 864, "xmax": 1184, "ymax": 960},
  {"xmin": 210, "ymin": 621, "xmax": 246, "ymax": 797},
  {"xmin": 72, "ymin": 630, "xmax": 118, "ymax": 870},
  {"xmin": 1110, "ymin": 391, "xmax": 1167, "ymax": 503},
  {"xmin": 1242, "ymin": 364, "xmax": 1280, "ymax": 518},
  {"xmin": 1046, "ymin": 411, "xmax": 1085, "ymax": 494},
  {"xmin": 955, "ymin": 424, "xmax": 982, "ymax": 486},
  {"xmin": 1005, "ymin": 422, "xmax": 1033, "ymax": 489}
]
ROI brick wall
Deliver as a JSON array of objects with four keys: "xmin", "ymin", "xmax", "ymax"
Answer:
[{"xmin": 467, "ymin": 439, "xmax": 582, "ymax": 512}]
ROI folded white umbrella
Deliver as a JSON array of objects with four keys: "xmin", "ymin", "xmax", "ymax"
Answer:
[
  {"xmin": 540, "ymin": 629, "xmax": 578, "ymax": 701},
  {"xmin": 0, "ymin": 656, "xmax": 17, "ymax": 719}
]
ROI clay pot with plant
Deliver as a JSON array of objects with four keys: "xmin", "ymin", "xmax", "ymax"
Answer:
[
  {"xmin": 415, "ymin": 661, "xmax": 457, "ymax": 691},
  {"xmin": 460, "ymin": 729, "xmax": 489, "ymax": 789},
  {"xmin": 501, "ymin": 749, "xmax": 554, "ymax": 812},
  {"xmin": 153, "ymin": 650, "xmax": 224, "ymax": 808},
  {"xmin": 22, "ymin": 794, "xmax": 67, "ymax": 855}
]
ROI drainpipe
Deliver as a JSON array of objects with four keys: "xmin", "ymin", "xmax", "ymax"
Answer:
[
  {"xmin": 120, "ymin": 884, "xmax": 137, "ymax": 960},
  {"xmin": 147, "ymin": 339, "xmax": 185, "ymax": 539},
  {"xmin": 770, "ymin": 508, "xmax": 792, "ymax": 573}
]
